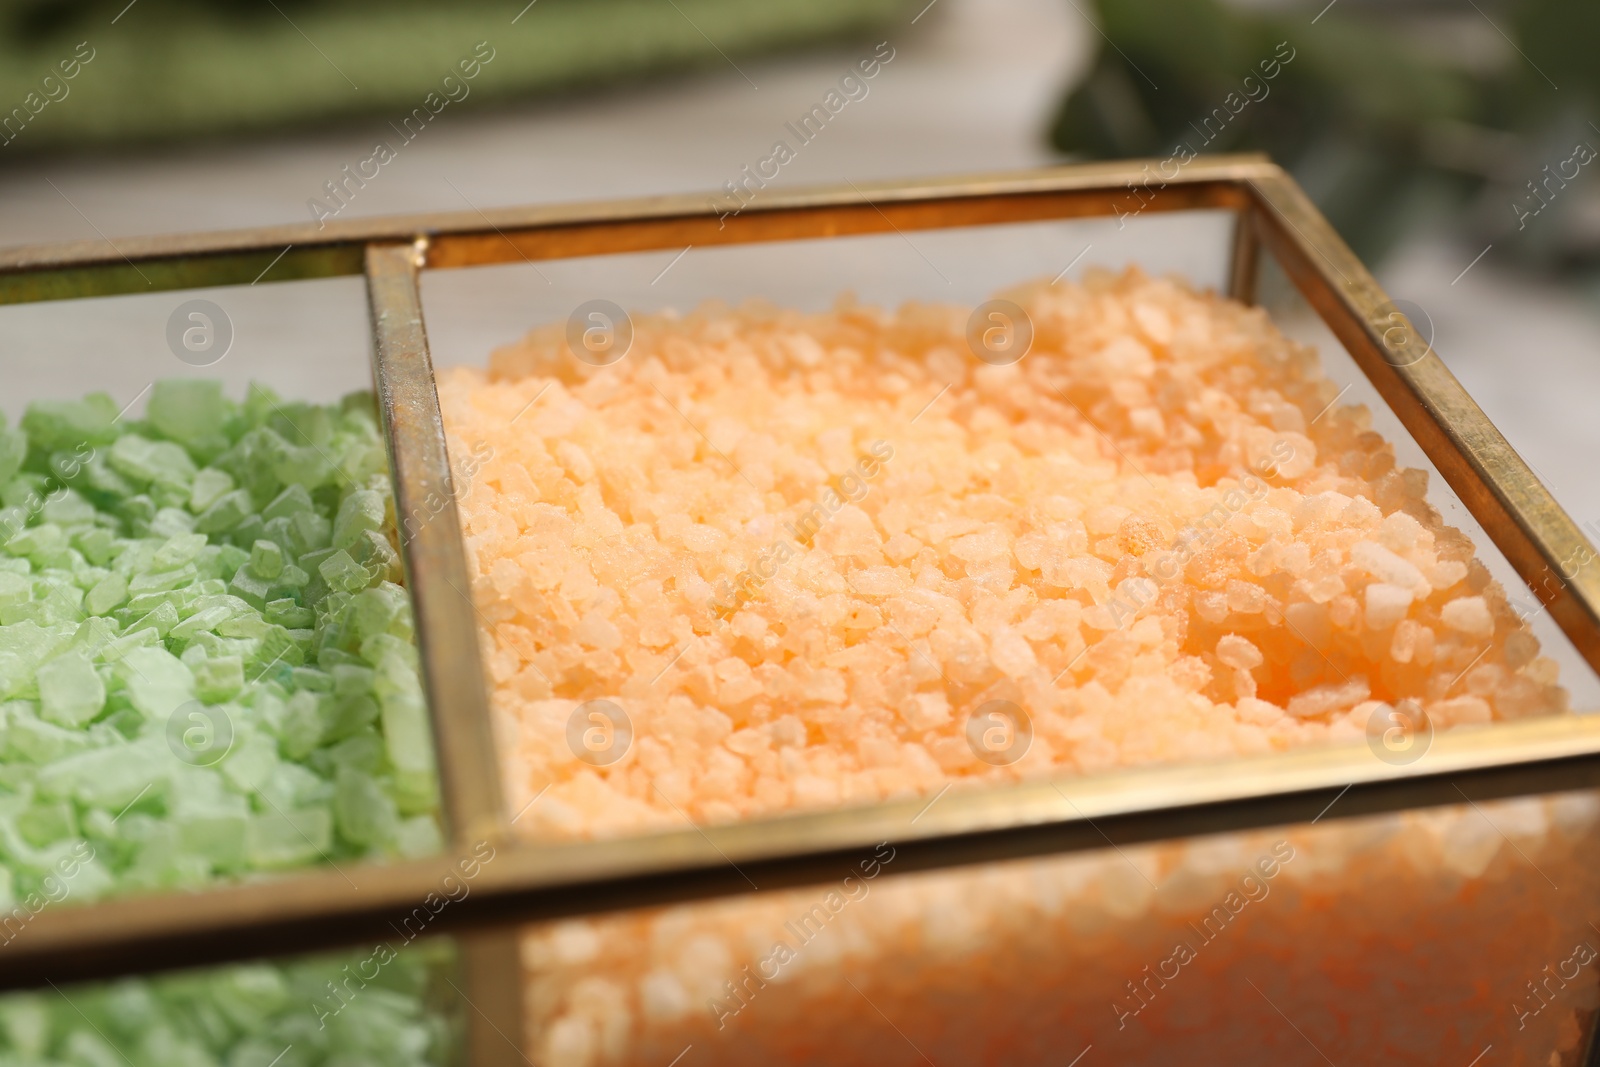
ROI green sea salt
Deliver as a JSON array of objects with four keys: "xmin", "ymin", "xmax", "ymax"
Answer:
[
  {"xmin": 0, "ymin": 382, "xmax": 452, "ymax": 1063},
  {"xmin": 0, "ymin": 382, "xmax": 437, "ymax": 887},
  {"xmin": 0, "ymin": 941, "xmax": 455, "ymax": 1066}
]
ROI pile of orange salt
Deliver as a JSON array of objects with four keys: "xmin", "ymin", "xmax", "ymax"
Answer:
[
  {"xmin": 438, "ymin": 268, "xmax": 1589, "ymax": 1065},
  {"xmin": 441, "ymin": 267, "xmax": 1566, "ymax": 831}
]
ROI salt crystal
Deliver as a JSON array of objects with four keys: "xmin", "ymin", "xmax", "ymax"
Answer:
[
  {"xmin": 1390, "ymin": 619, "xmax": 1424, "ymax": 663},
  {"xmin": 883, "ymin": 532, "xmax": 922, "ymax": 563},
  {"xmin": 1195, "ymin": 591, "xmax": 1229, "ymax": 624},
  {"xmin": 948, "ymin": 527, "xmax": 1009, "ymax": 562},
  {"xmin": 1225, "ymin": 580, "xmax": 1266, "ymax": 614},
  {"xmin": 680, "ymin": 524, "xmax": 726, "ymax": 554},
  {"xmin": 1084, "ymin": 504, "xmax": 1131, "ymax": 536},
  {"xmin": 850, "ymin": 566, "xmax": 909, "ymax": 598},
  {"xmin": 639, "ymin": 969, "xmax": 692, "ymax": 1022},
  {"xmin": 1364, "ymin": 582, "xmax": 1413, "ymax": 630},
  {"xmin": 1378, "ymin": 510, "xmax": 1424, "ymax": 554},
  {"xmin": 1303, "ymin": 572, "xmax": 1346, "ymax": 605},
  {"xmin": 541, "ymin": 1016, "xmax": 596, "ymax": 1067},
  {"xmin": 730, "ymin": 611, "xmax": 767, "ymax": 641},
  {"xmin": 1340, "ymin": 495, "xmax": 1381, "ymax": 527},
  {"xmin": 1440, "ymin": 595, "xmax": 1493, "ymax": 638},
  {"xmin": 1129, "ymin": 407, "xmax": 1166, "ymax": 438},
  {"xmin": 1216, "ymin": 635, "xmax": 1263, "ymax": 671},
  {"xmin": 990, "ymin": 627, "xmax": 1038, "ymax": 678},
  {"xmin": 1131, "ymin": 302, "xmax": 1174, "ymax": 345},
  {"xmin": 769, "ymin": 715, "xmax": 805, "ymax": 748},
  {"xmin": 1350, "ymin": 540, "xmax": 1427, "ymax": 595},
  {"xmin": 575, "ymin": 611, "xmax": 622, "ymax": 651},
  {"xmin": 1130, "ymin": 616, "xmax": 1164, "ymax": 649},
  {"xmin": 1439, "ymin": 812, "xmax": 1501, "ymax": 878},
  {"xmin": 36, "ymin": 653, "xmax": 104, "ymax": 727},
  {"xmin": 902, "ymin": 694, "xmax": 947, "ymax": 735},
  {"xmin": 1277, "ymin": 542, "xmax": 1311, "ymax": 576},
  {"xmin": 1287, "ymin": 677, "xmax": 1371, "ymax": 719},
  {"xmin": 1425, "ymin": 559, "xmax": 1468, "ymax": 592},
  {"xmin": 817, "ymin": 505, "xmax": 883, "ymax": 558},
  {"xmin": 1427, "ymin": 695, "xmax": 1491, "ymax": 728},
  {"xmin": 1235, "ymin": 698, "xmax": 1282, "ymax": 725}
]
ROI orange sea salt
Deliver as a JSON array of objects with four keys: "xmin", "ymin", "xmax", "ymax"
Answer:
[
  {"xmin": 519, "ymin": 805, "xmax": 1600, "ymax": 1066},
  {"xmin": 439, "ymin": 268, "xmax": 1585, "ymax": 1065},
  {"xmin": 441, "ymin": 267, "xmax": 1565, "ymax": 836}
]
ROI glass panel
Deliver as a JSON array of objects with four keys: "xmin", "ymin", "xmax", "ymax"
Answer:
[
  {"xmin": 522, "ymin": 789, "xmax": 1600, "ymax": 1065},
  {"xmin": 0, "ymin": 278, "xmax": 443, "ymax": 911},
  {"xmin": 417, "ymin": 207, "xmax": 1597, "ymax": 849},
  {"xmin": 0, "ymin": 937, "xmax": 462, "ymax": 1066},
  {"xmin": 422, "ymin": 211, "xmax": 1237, "ymax": 371},
  {"xmin": 1255, "ymin": 253, "xmax": 1600, "ymax": 713}
]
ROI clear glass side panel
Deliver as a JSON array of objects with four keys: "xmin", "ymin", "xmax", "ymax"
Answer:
[
  {"xmin": 0, "ymin": 279, "xmax": 443, "ymax": 914},
  {"xmin": 522, "ymin": 790, "xmax": 1600, "ymax": 1066},
  {"xmin": 1254, "ymin": 253, "xmax": 1600, "ymax": 713},
  {"xmin": 0, "ymin": 937, "xmax": 462, "ymax": 1066},
  {"xmin": 417, "ymin": 208, "xmax": 1598, "ymax": 849}
]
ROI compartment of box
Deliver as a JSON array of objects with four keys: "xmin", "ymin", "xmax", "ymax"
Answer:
[{"xmin": 3, "ymin": 157, "xmax": 1598, "ymax": 1066}]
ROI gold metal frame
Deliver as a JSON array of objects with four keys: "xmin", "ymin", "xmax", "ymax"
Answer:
[{"xmin": 2, "ymin": 154, "xmax": 1597, "ymax": 1065}]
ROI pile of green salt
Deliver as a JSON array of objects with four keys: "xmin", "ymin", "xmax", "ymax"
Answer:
[
  {"xmin": 0, "ymin": 380, "xmax": 454, "ymax": 1065},
  {"xmin": 0, "ymin": 942, "xmax": 456, "ymax": 1067}
]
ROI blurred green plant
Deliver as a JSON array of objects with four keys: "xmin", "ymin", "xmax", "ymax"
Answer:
[
  {"xmin": 0, "ymin": 0, "xmax": 912, "ymax": 154},
  {"xmin": 1051, "ymin": 0, "xmax": 1600, "ymax": 268}
]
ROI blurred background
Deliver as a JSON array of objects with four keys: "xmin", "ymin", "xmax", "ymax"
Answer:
[{"xmin": 1, "ymin": 0, "xmax": 1597, "ymax": 523}]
